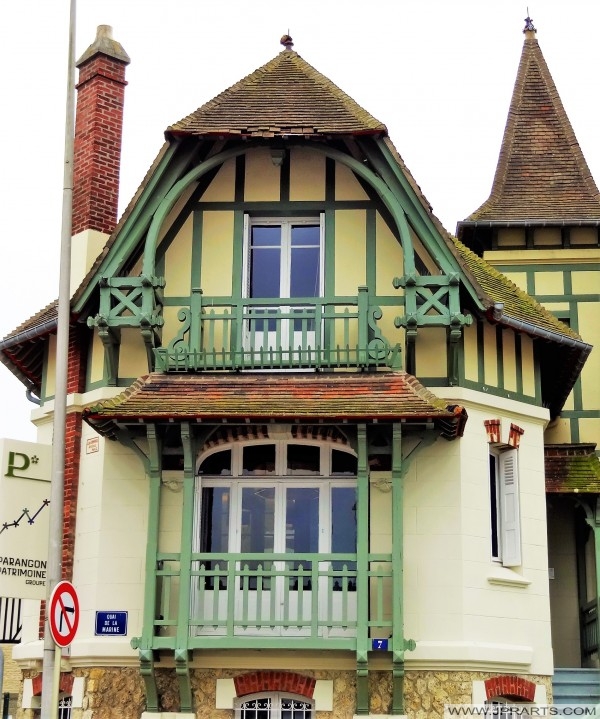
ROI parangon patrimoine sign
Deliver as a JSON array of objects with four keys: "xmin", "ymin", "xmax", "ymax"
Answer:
[{"xmin": 0, "ymin": 439, "xmax": 52, "ymax": 600}]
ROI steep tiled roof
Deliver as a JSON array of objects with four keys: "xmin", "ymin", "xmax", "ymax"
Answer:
[
  {"xmin": 84, "ymin": 371, "xmax": 467, "ymax": 439},
  {"xmin": 545, "ymin": 444, "xmax": 600, "ymax": 493},
  {"xmin": 0, "ymin": 300, "xmax": 59, "ymax": 391},
  {"xmin": 465, "ymin": 29, "xmax": 600, "ymax": 223},
  {"xmin": 167, "ymin": 47, "xmax": 386, "ymax": 139},
  {"xmin": 451, "ymin": 237, "xmax": 583, "ymax": 342}
]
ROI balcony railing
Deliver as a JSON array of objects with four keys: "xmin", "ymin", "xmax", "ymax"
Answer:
[
  {"xmin": 581, "ymin": 599, "xmax": 598, "ymax": 657},
  {"xmin": 149, "ymin": 551, "xmax": 393, "ymax": 651},
  {"xmin": 155, "ymin": 287, "xmax": 400, "ymax": 372}
]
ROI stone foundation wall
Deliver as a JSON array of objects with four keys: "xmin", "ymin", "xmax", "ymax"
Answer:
[{"xmin": 13, "ymin": 667, "xmax": 553, "ymax": 718}]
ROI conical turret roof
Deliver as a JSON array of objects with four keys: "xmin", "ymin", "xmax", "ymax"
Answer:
[
  {"xmin": 465, "ymin": 20, "xmax": 600, "ymax": 223},
  {"xmin": 167, "ymin": 38, "xmax": 386, "ymax": 139}
]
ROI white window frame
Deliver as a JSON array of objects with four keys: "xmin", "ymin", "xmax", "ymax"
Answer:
[
  {"xmin": 489, "ymin": 446, "xmax": 522, "ymax": 567},
  {"xmin": 242, "ymin": 215, "xmax": 325, "ymax": 301},
  {"xmin": 234, "ymin": 691, "xmax": 314, "ymax": 718}
]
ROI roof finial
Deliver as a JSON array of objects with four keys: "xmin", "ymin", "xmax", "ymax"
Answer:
[
  {"xmin": 523, "ymin": 10, "xmax": 536, "ymax": 34},
  {"xmin": 280, "ymin": 33, "xmax": 294, "ymax": 51}
]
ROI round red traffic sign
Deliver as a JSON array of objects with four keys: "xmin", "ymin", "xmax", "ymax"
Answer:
[{"xmin": 49, "ymin": 581, "xmax": 79, "ymax": 648}]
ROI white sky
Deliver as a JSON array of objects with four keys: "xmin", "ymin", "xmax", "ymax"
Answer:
[{"xmin": 0, "ymin": 0, "xmax": 599, "ymax": 441}]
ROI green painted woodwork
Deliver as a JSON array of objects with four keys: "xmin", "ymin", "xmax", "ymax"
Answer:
[
  {"xmin": 148, "ymin": 550, "xmax": 392, "ymax": 650},
  {"xmin": 134, "ymin": 424, "xmax": 161, "ymax": 712},
  {"xmin": 355, "ymin": 425, "xmax": 370, "ymax": 716},
  {"xmin": 155, "ymin": 287, "xmax": 400, "ymax": 372},
  {"xmin": 85, "ymin": 139, "xmax": 488, "ymax": 381},
  {"xmin": 391, "ymin": 424, "xmax": 404, "ymax": 714},
  {"xmin": 74, "ymin": 140, "xmax": 199, "ymax": 313},
  {"xmin": 175, "ymin": 423, "xmax": 195, "ymax": 712},
  {"xmin": 580, "ymin": 499, "xmax": 600, "ymax": 658}
]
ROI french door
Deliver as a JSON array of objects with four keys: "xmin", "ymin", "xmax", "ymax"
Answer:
[
  {"xmin": 243, "ymin": 217, "xmax": 324, "ymax": 354},
  {"xmin": 193, "ymin": 477, "xmax": 356, "ymax": 637}
]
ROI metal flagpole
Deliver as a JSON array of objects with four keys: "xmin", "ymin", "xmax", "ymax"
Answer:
[{"xmin": 41, "ymin": 0, "xmax": 76, "ymax": 715}]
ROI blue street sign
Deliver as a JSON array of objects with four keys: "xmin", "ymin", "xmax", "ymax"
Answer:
[{"xmin": 95, "ymin": 611, "xmax": 128, "ymax": 636}]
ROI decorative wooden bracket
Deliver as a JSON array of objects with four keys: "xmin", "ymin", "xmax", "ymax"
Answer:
[
  {"xmin": 175, "ymin": 648, "xmax": 193, "ymax": 712},
  {"xmin": 88, "ymin": 274, "xmax": 165, "ymax": 378}
]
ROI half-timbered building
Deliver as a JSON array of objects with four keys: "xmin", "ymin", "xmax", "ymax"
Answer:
[{"xmin": 0, "ymin": 18, "xmax": 597, "ymax": 718}]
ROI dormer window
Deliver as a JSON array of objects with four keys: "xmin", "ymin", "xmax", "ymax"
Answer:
[{"xmin": 243, "ymin": 216, "xmax": 324, "ymax": 354}]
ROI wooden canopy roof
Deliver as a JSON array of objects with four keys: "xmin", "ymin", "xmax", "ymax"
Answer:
[{"xmin": 83, "ymin": 371, "xmax": 468, "ymax": 440}]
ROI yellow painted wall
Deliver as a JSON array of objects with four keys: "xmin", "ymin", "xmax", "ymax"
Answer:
[
  {"xmin": 463, "ymin": 323, "xmax": 479, "ymax": 383},
  {"xmin": 118, "ymin": 328, "xmax": 148, "ymax": 379},
  {"xmin": 45, "ymin": 335, "xmax": 56, "ymax": 398},
  {"xmin": 89, "ymin": 332, "xmax": 105, "ymax": 385},
  {"xmin": 571, "ymin": 271, "xmax": 600, "ymax": 295},
  {"xmin": 520, "ymin": 335, "xmax": 536, "ymax": 398},
  {"xmin": 534, "ymin": 228, "xmax": 561, "ymax": 246},
  {"xmin": 335, "ymin": 162, "xmax": 368, "ymax": 201},
  {"xmin": 200, "ymin": 158, "xmax": 235, "ymax": 202},
  {"xmin": 534, "ymin": 271, "xmax": 564, "ymax": 296},
  {"xmin": 415, "ymin": 327, "xmax": 447, "ymax": 378},
  {"xmin": 164, "ymin": 213, "xmax": 193, "ymax": 297},
  {"xmin": 245, "ymin": 148, "xmax": 281, "ymax": 202},
  {"xmin": 578, "ymin": 303, "xmax": 600, "ymax": 409},
  {"xmin": 570, "ymin": 227, "xmax": 597, "ymax": 245},
  {"xmin": 497, "ymin": 228, "xmax": 525, "ymax": 247},
  {"xmin": 335, "ymin": 210, "xmax": 366, "ymax": 295},
  {"xmin": 376, "ymin": 214, "xmax": 402, "ymax": 297},
  {"xmin": 201, "ymin": 211, "xmax": 235, "ymax": 296},
  {"xmin": 289, "ymin": 147, "xmax": 325, "ymax": 201},
  {"xmin": 502, "ymin": 330, "xmax": 517, "ymax": 393},
  {"xmin": 503, "ymin": 272, "xmax": 528, "ymax": 292},
  {"xmin": 579, "ymin": 417, "xmax": 600, "ymax": 446},
  {"xmin": 483, "ymin": 323, "xmax": 498, "ymax": 388}
]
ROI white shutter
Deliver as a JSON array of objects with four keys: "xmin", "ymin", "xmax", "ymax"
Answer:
[{"xmin": 499, "ymin": 449, "xmax": 521, "ymax": 567}]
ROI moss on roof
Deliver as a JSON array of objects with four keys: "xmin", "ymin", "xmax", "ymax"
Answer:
[
  {"xmin": 168, "ymin": 49, "xmax": 386, "ymax": 138},
  {"xmin": 451, "ymin": 236, "xmax": 582, "ymax": 342}
]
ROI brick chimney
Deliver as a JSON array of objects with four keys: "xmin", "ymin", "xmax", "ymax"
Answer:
[
  {"xmin": 74, "ymin": 25, "xmax": 130, "ymax": 235},
  {"xmin": 70, "ymin": 25, "xmax": 129, "ymax": 291}
]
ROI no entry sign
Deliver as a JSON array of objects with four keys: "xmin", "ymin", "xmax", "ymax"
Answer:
[{"xmin": 49, "ymin": 581, "xmax": 79, "ymax": 647}]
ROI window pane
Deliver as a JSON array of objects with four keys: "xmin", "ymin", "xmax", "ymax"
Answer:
[
  {"xmin": 291, "ymin": 225, "xmax": 320, "ymax": 246},
  {"xmin": 332, "ymin": 487, "xmax": 357, "ymax": 589},
  {"xmin": 489, "ymin": 453, "xmax": 500, "ymax": 560},
  {"xmin": 286, "ymin": 488, "xmax": 319, "ymax": 554},
  {"xmin": 252, "ymin": 225, "xmax": 281, "ymax": 247},
  {"xmin": 290, "ymin": 246, "xmax": 320, "ymax": 298},
  {"xmin": 200, "ymin": 487, "xmax": 230, "ymax": 552},
  {"xmin": 332, "ymin": 487, "xmax": 357, "ymax": 554},
  {"xmin": 286, "ymin": 444, "xmax": 320, "ymax": 474},
  {"xmin": 250, "ymin": 247, "xmax": 281, "ymax": 297},
  {"xmin": 241, "ymin": 487, "xmax": 275, "ymax": 553},
  {"xmin": 243, "ymin": 445, "xmax": 276, "ymax": 475},
  {"xmin": 198, "ymin": 449, "xmax": 231, "ymax": 475},
  {"xmin": 331, "ymin": 450, "xmax": 357, "ymax": 475}
]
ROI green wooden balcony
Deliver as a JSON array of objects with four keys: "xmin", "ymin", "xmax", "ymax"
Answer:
[
  {"xmin": 146, "ymin": 551, "xmax": 393, "ymax": 651},
  {"xmin": 154, "ymin": 287, "xmax": 400, "ymax": 372}
]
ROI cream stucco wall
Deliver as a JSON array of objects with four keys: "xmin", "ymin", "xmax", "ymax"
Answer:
[{"xmin": 406, "ymin": 387, "xmax": 552, "ymax": 675}]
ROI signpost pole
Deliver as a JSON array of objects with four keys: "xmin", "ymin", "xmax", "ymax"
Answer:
[{"xmin": 41, "ymin": 0, "xmax": 76, "ymax": 715}]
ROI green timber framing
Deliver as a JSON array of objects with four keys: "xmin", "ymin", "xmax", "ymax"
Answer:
[
  {"xmin": 99, "ymin": 417, "xmax": 423, "ymax": 715},
  {"xmin": 473, "ymin": 257, "xmax": 600, "ymax": 444},
  {"xmin": 79, "ymin": 136, "xmax": 476, "ymax": 385}
]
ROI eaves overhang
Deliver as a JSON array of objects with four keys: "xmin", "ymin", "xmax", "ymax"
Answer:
[
  {"xmin": 83, "ymin": 371, "xmax": 468, "ymax": 442},
  {"xmin": 485, "ymin": 303, "xmax": 592, "ymax": 417}
]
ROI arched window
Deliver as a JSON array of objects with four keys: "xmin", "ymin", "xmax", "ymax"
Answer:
[{"xmin": 192, "ymin": 430, "xmax": 358, "ymax": 637}]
